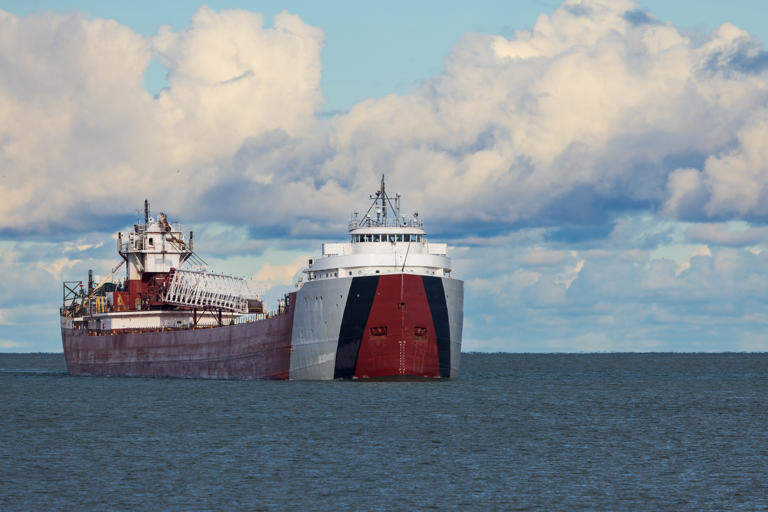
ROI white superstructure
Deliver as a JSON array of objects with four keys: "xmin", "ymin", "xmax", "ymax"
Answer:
[
  {"xmin": 306, "ymin": 176, "xmax": 452, "ymax": 281},
  {"xmin": 119, "ymin": 206, "xmax": 196, "ymax": 281}
]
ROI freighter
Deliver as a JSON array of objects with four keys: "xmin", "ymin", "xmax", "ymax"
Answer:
[{"xmin": 60, "ymin": 177, "xmax": 463, "ymax": 379}]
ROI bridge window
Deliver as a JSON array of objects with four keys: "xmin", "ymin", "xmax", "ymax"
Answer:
[
  {"xmin": 389, "ymin": 234, "xmax": 395, "ymax": 242},
  {"xmin": 373, "ymin": 234, "xmax": 380, "ymax": 242},
  {"xmin": 403, "ymin": 234, "xmax": 410, "ymax": 242},
  {"xmin": 396, "ymin": 234, "xmax": 403, "ymax": 242}
]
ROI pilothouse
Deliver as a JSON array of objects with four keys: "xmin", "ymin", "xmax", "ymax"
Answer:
[{"xmin": 307, "ymin": 175, "xmax": 451, "ymax": 281}]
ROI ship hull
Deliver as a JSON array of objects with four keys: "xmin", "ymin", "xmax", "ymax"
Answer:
[
  {"xmin": 290, "ymin": 274, "xmax": 463, "ymax": 379},
  {"xmin": 61, "ymin": 275, "xmax": 463, "ymax": 380},
  {"xmin": 61, "ymin": 294, "xmax": 296, "ymax": 379}
]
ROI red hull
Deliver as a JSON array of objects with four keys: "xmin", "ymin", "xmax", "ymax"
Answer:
[
  {"xmin": 354, "ymin": 274, "xmax": 441, "ymax": 378},
  {"xmin": 332, "ymin": 274, "xmax": 452, "ymax": 379},
  {"xmin": 61, "ymin": 294, "xmax": 296, "ymax": 380}
]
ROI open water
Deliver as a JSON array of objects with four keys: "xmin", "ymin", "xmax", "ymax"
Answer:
[{"xmin": 1, "ymin": 353, "xmax": 767, "ymax": 511}]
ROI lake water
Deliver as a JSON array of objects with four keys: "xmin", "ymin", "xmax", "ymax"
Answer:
[{"xmin": 1, "ymin": 353, "xmax": 767, "ymax": 511}]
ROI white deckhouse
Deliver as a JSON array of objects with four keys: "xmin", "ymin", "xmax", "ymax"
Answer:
[{"xmin": 305, "ymin": 176, "xmax": 452, "ymax": 281}]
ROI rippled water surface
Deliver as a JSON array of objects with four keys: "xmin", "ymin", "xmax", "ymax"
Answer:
[{"xmin": 1, "ymin": 353, "xmax": 767, "ymax": 511}]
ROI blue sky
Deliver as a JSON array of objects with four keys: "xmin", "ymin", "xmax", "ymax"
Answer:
[{"xmin": 1, "ymin": 0, "xmax": 768, "ymax": 352}]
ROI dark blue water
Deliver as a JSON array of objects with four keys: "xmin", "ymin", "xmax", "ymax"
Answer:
[{"xmin": 1, "ymin": 353, "xmax": 767, "ymax": 511}]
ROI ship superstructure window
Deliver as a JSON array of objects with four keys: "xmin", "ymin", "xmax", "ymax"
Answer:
[
  {"xmin": 352, "ymin": 233, "xmax": 423, "ymax": 243},
  {"xmin": 148, "ymin": 238, "xmax": 154, "ymax": 247}
]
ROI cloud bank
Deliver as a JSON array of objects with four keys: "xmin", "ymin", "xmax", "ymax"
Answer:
[
  {"xmin": 0, "ymin": 7, "xmax": 324, "ymax": 233},
  {"xmin": 2, "ymin": 0, "xmax": 768, "ymax": 235},
  {"xmin": 2, "ymin": 0, "xmax": 768, "ymax": 351}
]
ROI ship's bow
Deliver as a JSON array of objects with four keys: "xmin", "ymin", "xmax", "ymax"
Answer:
[{"xmin": 331, "ymin": 274, "xmax": 462, "ymax": 379}]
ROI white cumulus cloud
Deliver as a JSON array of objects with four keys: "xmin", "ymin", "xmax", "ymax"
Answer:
[
  {"xmin": 3, "ymin": 1, "xmax": 768, "ymax": 352},
  {"xmin": 0, "ymin": 7, "xmax": 325, "ymax": 232}
]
